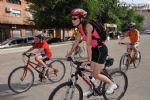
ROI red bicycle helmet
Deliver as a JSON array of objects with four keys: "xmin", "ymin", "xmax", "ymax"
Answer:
[{"xmin": 71, "ymin": 8, "xmax": 87, "ymax": 18}]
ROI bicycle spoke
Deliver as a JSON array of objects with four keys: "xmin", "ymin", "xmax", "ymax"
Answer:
[
  {"xmin": 133, "ymin": 51, "xmax": 141, "ymax": 68},
  {"xmin": 47, "ymin": 60, "xmax": 65, "ymax": 83},
  {"xmin": 120, "ymin": 55, "xmax": 129, "ymax": 72},
  {"xmin": 103, "ymin": 71, "xmax": 128, "ymax": 100},
  {"xmin": 49, "ymin": 82, "xmax": 82, "ymax": 100}
]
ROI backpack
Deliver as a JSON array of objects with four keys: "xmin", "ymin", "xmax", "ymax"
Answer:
[{"xmin": 89, "ymin": 20, "xmax": 107, "ymax": 42}]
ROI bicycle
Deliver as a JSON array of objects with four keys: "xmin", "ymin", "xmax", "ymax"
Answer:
[
  {"xmin": 119, "ymin": 42, "xmax": 141, "ymax": 72},
  {"xmin": 8, "ymin": 53, "xmax": 66, "ymax": 93},
  {"xmin": 49, "ymin": 57, "xmax": 128, "ymax": 100}
]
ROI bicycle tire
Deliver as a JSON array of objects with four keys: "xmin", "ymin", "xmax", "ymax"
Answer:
[
  {"xmin": 119, "ymin": 54, "xmax": 129, "ymax": 72},
  {"xmin": 133, "ymin": 51, "xmax": 141, "ymax": 68},
  {"xmin": 47, "ymin": 60, "xmax": 66, "ymax": 83},
  {"xmin": 102, "ymin": 71, "xmax": 128, "ymax": 100},
  {"xmin": 49, "ymin": 82, "xmax": 83, "ymax": 100},
  {"xmin": 8, "ymin": 66, "xmax": 34, "ymax": 93},
  {"xmin": 78, "ymin": 46, "xmax": 85, "ymax": 58}
]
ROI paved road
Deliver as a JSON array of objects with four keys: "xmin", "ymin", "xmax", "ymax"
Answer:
[{"xmin": 0, "ymin": 35, "xmax": 150, "ymax": 100}]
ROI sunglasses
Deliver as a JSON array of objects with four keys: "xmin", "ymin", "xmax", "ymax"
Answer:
[
  {"xmin": 128, "ymin": 26, "xmax": 134, "ymax": 28},
  {"xmin": 72, "ymin": 17, "xmax": 79, "ymax": 20}
]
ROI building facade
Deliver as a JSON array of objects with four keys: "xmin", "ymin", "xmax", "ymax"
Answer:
[
  {"xmin": 0, "ymin": 0, "xmax": 34, "ymax": 42},
  {"xmin": 133, "ymin": 3, "xmax": 150, "ymax": 29}
]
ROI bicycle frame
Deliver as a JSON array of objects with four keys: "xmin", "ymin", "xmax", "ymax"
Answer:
[
  {"xmin": 69, "ymin": 59, "xmax": 111, "ymax": 95},
  {"xmin": 121, "ymin": 43, "xmax": 138, "ymax": 61},
  {"xmin": 22, "ymin": 54, "xmax": 43, "ymax": 80}
]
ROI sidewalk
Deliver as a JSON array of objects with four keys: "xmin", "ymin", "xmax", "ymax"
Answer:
[{"xmin": 0, "ymin": 41, "xmax": 73, "ymax": 55}]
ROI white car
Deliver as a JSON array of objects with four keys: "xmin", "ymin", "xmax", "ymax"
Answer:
[
  {"xmin": 143, "ymin": 30, "xmax": 150, "ymax": 35},
  {"xmin": 0, "ymin": 39, "xmax": 18, "ymax": 49},
  {"xmin": 0, "ymin": 37, "xmax": 34, "ymax": 49}
]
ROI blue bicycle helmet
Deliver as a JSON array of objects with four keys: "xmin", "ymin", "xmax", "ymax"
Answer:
[{"xmin": 35, "ymin": 32, "xmax": 44, "ymax": 39}]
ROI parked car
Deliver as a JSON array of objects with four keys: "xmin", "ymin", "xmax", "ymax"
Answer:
[
  {"xmin": 143, "ymin": 30, "xmax": 150, "ymax": 35},
  {"xmin": 25, "ymin": 37, "xmax": 34, "ymax": 45},
  {"xmin": 0, "ymin": 37, "xmax": 34, "ymax": 49},
  {"xmin": 140, "ymin": 29, "xmax": 150, "ymax": 35},
  {"xmin": 65, "ymin": 36, "xmax": 75, "ymax": 41},
  {"xmin": 46, "ymin": 38, "xmax": 62, "ymax": 44}
]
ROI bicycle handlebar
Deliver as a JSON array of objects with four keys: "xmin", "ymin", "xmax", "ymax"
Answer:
[
  {"xmin": 67, "ymin": 57, "xmax": 82, "ymax": 66},
  {"xmin": 23, "ymin": 53, "xmax": 35, "ymax": 58}
]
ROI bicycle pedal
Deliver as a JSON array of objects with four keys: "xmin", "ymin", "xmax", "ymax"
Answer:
[
  {"xmin": 53, "ymin": 69, "xmax": 58, "ymax": 76},
  {"xmin": 94, "ymin": 88, "xmax": 103, "ymax": 96}
]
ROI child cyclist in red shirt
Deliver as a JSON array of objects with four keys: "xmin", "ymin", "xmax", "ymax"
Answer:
[{"xmin": 23, "ymin": 32, "xmax": 52, "ymax": 78}]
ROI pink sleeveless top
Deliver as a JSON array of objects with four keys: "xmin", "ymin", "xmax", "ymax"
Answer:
[{"xmin": 79, "ymin": 26, "xmax": 106, "ymax": 48}]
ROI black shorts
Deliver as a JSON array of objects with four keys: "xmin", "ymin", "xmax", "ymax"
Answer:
[
  {"xmin": 41, "ymin": 54, "xmax": 50, "ymax": 62},
  {"xmin": 92, "ymin": 45, "xmax": 108, "ymax": 64}
]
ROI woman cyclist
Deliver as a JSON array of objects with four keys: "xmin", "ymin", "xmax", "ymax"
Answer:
[{"xmin": 66, "ymin": 8, "xmax": 117, "ymax": 96}]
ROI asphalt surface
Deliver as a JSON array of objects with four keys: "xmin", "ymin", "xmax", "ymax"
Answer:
[{"xmin": 0, "ymin": 35, "xmax": 150, "ymax": 100}]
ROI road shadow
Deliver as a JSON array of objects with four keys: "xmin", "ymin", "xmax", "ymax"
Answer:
[
  {"xmin": 0, "ymin": 79, "xmax": 54, "ymax": 98},
  {"xmin": 32, "ymin": 79, "xmax": 55, "ymax": 87},
  {"xmin": 0, "ymin": 83, "xmax": 28, "ymax": 100},
  {"xmin": 0, "ymin": 83, "xmax": 11, "ymax": 95}
]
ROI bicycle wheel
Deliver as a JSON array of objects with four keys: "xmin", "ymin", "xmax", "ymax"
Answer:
[
  {"xmin": 102, "ymin": 71, "xmax": 128, "ymax": 100},
  {"xmin": 47, "ymin": 60, "xmax": 66, "ymax": 83},
  {"xmin": 78, "ymin": 46, "xmax": 85, "ymax": 58},
  {"xmin": 133, "ymin": 51, "xmax": 141, "ymax": 68},
  {"xmin": 119, "ymin": 54, "xmax": 129, "ymax": 72},
  {"xmin": 49, "ymin": 82, "xmax": 83, "ymax": 100},
  {"xmin": 8, "ymin": 66, "xmax": 34, "ymax": 93}
]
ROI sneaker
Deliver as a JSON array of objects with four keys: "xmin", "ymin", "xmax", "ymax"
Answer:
[
  {"xmin": 106, "ymin": 83, "xmax": 117, "ymax": 94},
  {"xmin": 43, "ymin": 67, "xmax": 49, "ymax": 72},
  {"xmin": 83, "ymin": 90, "xmax": 93, "ymax": 97},
  {"xmin": 42, "ymin": 67, "xmax": 49, "ymax": 76}
]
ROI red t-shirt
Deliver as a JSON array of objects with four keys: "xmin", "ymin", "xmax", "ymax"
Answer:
[{"xmin": 33, "ymin": 40, "xmax": 52, "ymax": 59}]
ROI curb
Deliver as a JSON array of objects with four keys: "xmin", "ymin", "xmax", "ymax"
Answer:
[{"xmin": 0, "ymin": 41, "xmax": 73, "ymax": 55}]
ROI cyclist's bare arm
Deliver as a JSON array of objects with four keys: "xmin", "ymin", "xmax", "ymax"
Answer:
[
  {"xmin": 137, "ymin": 30, "xmax": 140, "ymax": 42},
  {"xmin": 119, "ymin": 31, "xmax": 129, "ymax": 44},
  {"xmin": 120, "ymin": 31, "xmax": 129, "ymax": 40},
  {"xmin": 33, "ymin": 48, "xmax": 43, "ymax": 55},
  {"xmin": 66, "ymin": 32, "xmax": 82, "ymax": 57},
  {"xmin": 23, "ymin": 47, "xmax": 34, "ymax": 55},
  {"xmin": 86, "ymin": 23, "xmax": 92, "ymax": 61}
]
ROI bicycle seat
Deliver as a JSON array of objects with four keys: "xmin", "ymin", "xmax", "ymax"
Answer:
[{"xmin": 105, "ymin": 57, "xmax": 114, "ymax": 67}]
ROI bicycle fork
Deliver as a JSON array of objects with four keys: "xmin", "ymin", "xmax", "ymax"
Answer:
[
  {"xmin": 64, "ymin": 75, "xmax": 77, "ymax": 100},
  {"xmin": 21, "ymin": 68, "xmax": 28, "ymax": 81}
]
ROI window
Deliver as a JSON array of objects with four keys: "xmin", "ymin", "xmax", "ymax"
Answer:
[
  {"xmin": 26, "ymin": 30, "xmax": 33, "ymax": 37},
  {"xmin": 7, "ymin": 0, "xmax": 21, "ymax": 5},
  {"xmin": 11, "ymin": 9, "xmax": 21, "ymax": 17},
  {"xmin": 12, "ymin": 30, "xmax": 21, "ymax": 38}
]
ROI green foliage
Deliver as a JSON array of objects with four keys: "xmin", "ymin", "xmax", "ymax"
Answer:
[
  {"xmin": 28, "ymin": 0, "xmax": 85, "ymax": 29},
  {"xmin": 28, "ymin": 0, "xmax": 144, "ymax": 31}
]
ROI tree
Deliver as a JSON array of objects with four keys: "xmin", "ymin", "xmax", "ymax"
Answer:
[
  {"xmin": 28, "ymin": 0, "xmax": 85, "ymax": 29},
  {"xmin": 28, "ymin": 0, "xmax": 144, "ymax": 31}
]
